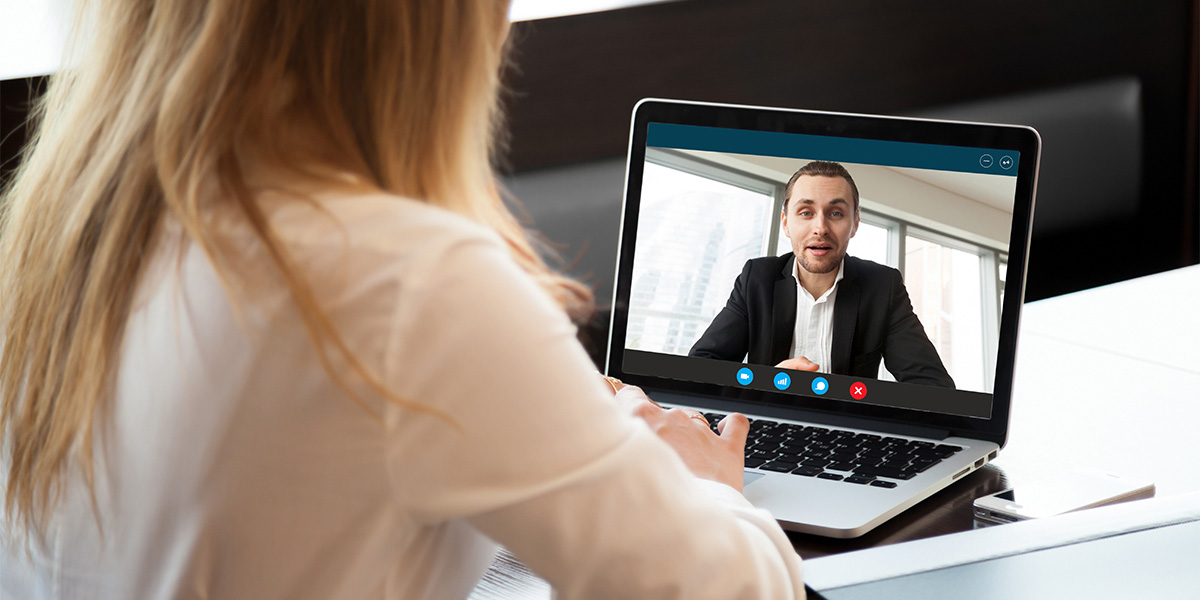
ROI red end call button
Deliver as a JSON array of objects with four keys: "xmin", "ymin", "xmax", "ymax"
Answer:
[{"xmin": 849, "ymin": 382, "xmax": 868, "ymax": 400}]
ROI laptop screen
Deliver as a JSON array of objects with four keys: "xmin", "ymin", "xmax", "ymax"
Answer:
[{"xmin": 608, "ymin": 100, "xmax": 1039, "ymax": 438}]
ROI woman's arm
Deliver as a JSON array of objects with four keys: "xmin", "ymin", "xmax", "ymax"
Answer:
[{"xmin": 379, "ymin": 233, "xmax": 804, "ymax": 599}]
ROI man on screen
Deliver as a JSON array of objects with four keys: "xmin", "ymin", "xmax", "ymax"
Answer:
[{"xmin": 688, "ymin": 161, "xmax": 954, "ymax": 388}]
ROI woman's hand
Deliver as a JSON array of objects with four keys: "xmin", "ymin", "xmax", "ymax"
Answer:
[{"xmin": 613, "ymin": 386, "xmax": 749, "ymax": 492}]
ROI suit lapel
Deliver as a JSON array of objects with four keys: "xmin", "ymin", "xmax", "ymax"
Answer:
[
  {"xmin": 831, "ymin": 260, "xmax": 859, "ymax": 374},
  {"xmin": 771, "ymin": 257, "xmax": 797, "ymax": 364}
]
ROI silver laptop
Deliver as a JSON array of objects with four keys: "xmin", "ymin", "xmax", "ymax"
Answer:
[{"xmin": 606, "ymin": 99, "xmax": 1040, "ymax": 538}]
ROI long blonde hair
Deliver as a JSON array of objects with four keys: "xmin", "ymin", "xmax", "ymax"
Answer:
[{"xmin": 1, "ymin": 0, "xmax": 591, "ymax": 538}]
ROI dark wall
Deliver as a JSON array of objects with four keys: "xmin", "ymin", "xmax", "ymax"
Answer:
[
  {"xmin": 0, "ymin": 76, "xmax": 47, "ymax": 189},
  {"xmin": 3, "ymin": 1, "xmax": 1196, "ymax": 302},
  {"xmin": 500, "ymin": 0, "xmax": 1200, "ymax": 301}
]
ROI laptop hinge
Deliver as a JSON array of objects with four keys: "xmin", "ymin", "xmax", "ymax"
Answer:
[{"xmin": 648, "ymin": 390, "xmax": 953, "ymax": 441}]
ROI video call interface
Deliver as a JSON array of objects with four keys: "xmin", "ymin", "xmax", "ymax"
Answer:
[{"xmin": 620, "ymin": 123, "xmax": 1021, "ymax": 419}]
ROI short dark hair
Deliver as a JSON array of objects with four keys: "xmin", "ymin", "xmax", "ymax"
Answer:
[{"xmin": 783, "ymin": 161, "xmax": 860, "ymax": 213}]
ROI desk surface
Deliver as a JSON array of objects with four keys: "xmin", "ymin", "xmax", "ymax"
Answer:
[
  {"xmin": 790, "ymin": 264, "xmax": 1200, "ymax": 557},
  {"xmin": 805, "ymin": 493, "xmax": 1200, "ymax": 599},
  {"xmin": 470, "ymin": 264, "xmax": 1200, "ymax": 597}
]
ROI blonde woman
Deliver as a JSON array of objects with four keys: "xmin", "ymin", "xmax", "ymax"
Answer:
[{"xmin": 0, "ymin": 1, "xmax": 804, "ymax": 598}]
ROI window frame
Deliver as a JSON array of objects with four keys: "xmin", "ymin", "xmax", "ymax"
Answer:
[
  {"xmin": 904, "ymin": 225, "xmax": 1005, "ymax": 391},
  {"xmin": 645, "ymin": 148, "xmax": 784, "ymax": 256}
]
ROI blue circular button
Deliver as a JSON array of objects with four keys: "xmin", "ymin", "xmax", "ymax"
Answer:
[
  {"xmin": 773, "ymin": 372, "xmax": 791, "ymax": 390},
  {"xmin": 811, "ymin": 377, "xmax": 829, "ymax": 395},
  {"xmin": 980, "ymin": 154, "xmax": 994, "ymax": 168},
  {"xmin": 736, "ymin": 367, "xmax": 754, "ymax": 386}
]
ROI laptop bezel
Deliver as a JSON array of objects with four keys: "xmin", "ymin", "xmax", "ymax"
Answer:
[{"xmin": 605, "ymin": 98, "xmax": 1040, "ymax": 447}]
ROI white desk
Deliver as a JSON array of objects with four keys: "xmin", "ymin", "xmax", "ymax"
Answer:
[
  {"xmin": 997, "ymin": 264, "xmax": 1200, "ymax": 495},
  {"xmin": 470, "ymin": 264, "xmax": 1200, "ymax": 598}
]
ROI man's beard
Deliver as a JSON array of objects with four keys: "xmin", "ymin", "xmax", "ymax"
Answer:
[{"xmin": 797, "ymin": 246, "xmax": 845, "ymax": 275}]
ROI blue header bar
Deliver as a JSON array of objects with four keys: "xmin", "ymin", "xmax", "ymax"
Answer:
[{"xmin": 647, "ymin": 122, "xmax": 1019, "ymax": 176}]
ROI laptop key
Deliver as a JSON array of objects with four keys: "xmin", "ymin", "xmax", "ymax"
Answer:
[
  {"xmin": 844, "ymin": 475, "xmax": 875, "ymax": 485},
  {"xmin": 760, "ymin": 461, "xmax": 799, "ymax": 473},
  {"xmin": 748, "ymin": 452, "xmax": 778, "ymax": 463},
  {"xmin": 817, "ymin": 472, "xmax": 844, "ymax": 481},
  {"xmin": 869, "ymin": 480, "xmax": 898, "ymax": 489},
  {"xmin": 745, "ymin": 457, "xmax": 767, "ymax": 469},
  {"xmin": 793, "ymin": 465, "xmax": 823, "ymax": 477},
  {"xmin": 827, "ymin": 462, "xmax": 857, "ymax": 472},
  {"xmin": 854, "ymin": 466, "xmax": 916, "ymax": 480},
  {"xmin": 909, "ymin": 459, "xmax": 941, "ymax": 473}
]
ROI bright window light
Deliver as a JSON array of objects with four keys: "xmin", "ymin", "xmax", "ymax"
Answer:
[
  {"xmin": 0, "ymin": 0, "xmax": 72, "ymax": 80},
  {"xmin": 1, "ymin": 1, "xmax": 676, "ymax": 79},
  {"xmin": 510, "ymin": 0, "xmax": 675, "ymax": 22}
]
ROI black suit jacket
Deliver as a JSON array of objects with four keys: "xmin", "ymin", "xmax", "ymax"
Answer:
[{"xmin": 688, "ymin": 254, "xmax": 954, "ymax": 388}]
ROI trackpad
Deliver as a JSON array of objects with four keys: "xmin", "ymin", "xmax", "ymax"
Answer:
[{"xmin": 743, "ymin": 471, "xmax": 767, "ymax": 488}]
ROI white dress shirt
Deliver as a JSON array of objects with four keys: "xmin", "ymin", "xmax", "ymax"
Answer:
[
  {"xmin": 1, "ymin": 190, "xmax": 804, "ymax": 599},
  {"xmin": 788, "ymin": 258, "xmax": 844, "ymax": 372}
]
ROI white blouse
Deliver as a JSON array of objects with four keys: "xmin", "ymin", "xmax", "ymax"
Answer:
[{"xmin": 1, "ymin": 191, "xmax": 804, "ymax": 599}]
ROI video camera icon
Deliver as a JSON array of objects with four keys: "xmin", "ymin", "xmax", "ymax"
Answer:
[{"xmin": 736, "ymin": 367, "xmax": 754, "ymax": 386}]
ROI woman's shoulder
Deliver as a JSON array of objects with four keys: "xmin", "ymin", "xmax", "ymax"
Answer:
[
  {"xmin": 266, "ymin": 189, "xmax": 503, "ymax": 257},
  {"xmin": 222, "ymin": 188, "xmax": 513, "ymax": 307}
]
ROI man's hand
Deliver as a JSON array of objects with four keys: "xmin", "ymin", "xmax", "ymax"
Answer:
[
  {"xmin": 613, "ymin": 386, "xmax": 749, "ymax": 492},
  {"xmin": 775, "ymin": 356, "xmax": 820, "ymax": 371}
]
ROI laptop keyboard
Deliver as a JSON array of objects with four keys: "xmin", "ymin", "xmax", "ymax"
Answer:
[{"xmin": 701, "ymin": 412, "xmax": 964, "ymax": 488}]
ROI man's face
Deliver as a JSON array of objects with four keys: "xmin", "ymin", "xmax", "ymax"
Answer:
[{"xmin": 781, "ymin": 175, "xmax": 860, "ymax": 276}]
